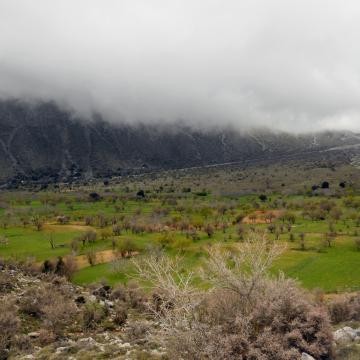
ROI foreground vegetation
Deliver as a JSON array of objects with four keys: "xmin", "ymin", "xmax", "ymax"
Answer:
[
  {"xmin": 2, "ymin": 235, "xmax": 360, "ymax": 359},
  {"xmin": 1, "ymin": 161, "xmax": 360, "ymax": 358}
]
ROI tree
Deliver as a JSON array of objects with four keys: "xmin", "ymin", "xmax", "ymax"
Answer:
[
  {"xmin": 324, "ymin": 233, "xmax": 335, "ymax": 248},
  {"xmin": 112, "ymin": 224, "xmax": 122, "ymax": 236},
  {"xmin": 299, "ymin": 233, "xmax": 306, "ymax": 250},
  {"xmin": 274, "ymin": 228, "xmax": 281, "ymax": 240},
  {"xmin": 137, "ymin": 189, "xmax": 145, "ymax": 198},
  {"xmin": 42, "ymin": 259, "xmax": 54, "ymax": 273},
  {"xmin": 281, "ymin": 211, "xmax": 296, "ymax": 224},
  {"xmin": 234, "ymin": 212, "xmax": 246, "ymax": 224},
  {"xmin": 204, "ymin": 224, "xmax": 214, "ymax": 238},
  {"xmin": 259, "ymin": 194, "xmax": 267, "ymax": 202},
  {"xmin": 249, "ymin": 213, "xmax": 257, "ymax": 223},
  {"xmin": 237, "ymin": 225, "xmax": 246, "ymax": 240},
  {"xmin": 264, "ymin": 212, "xmax": 275, "ymax": 223},
  {"xmin": 267, "ymin": 224, "xmax": 276, "ymax": 234},
  {"xmin": 86, "ymin": 251, "xmax": 97, "ymax": 266},
  {"xmin": 321, "ymin": 181, "xmax": 329, "ymax": 189},
  {"xmin": 48, "ymin": 233, "xmax": 55, "ymax": 249},
  {"xmin": 31, "ymin": 215, "xmax": 43, "ymax": 231},
  {"xmin": 111, "ymin": 237, "xmax": 117, "ymax": 250},
  {"xmin": 330, "ymin": 208, "xmax": 342, "ymax": 222},
  {"xmin": 118, "ymin": 238, "xmax": 138, "ymax": 257},
  {"xmin": 89, "ymin": 192, "xmax": 101, "ymax": 202}
]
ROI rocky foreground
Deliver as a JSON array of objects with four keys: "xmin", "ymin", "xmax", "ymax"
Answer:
[
  {"xmin": 0, "ymin": 265, "xmax": 165, "ymax": 359},
  {"xmin": 1, "ymin": 262, "xmax": 360, "ymax": 359}
]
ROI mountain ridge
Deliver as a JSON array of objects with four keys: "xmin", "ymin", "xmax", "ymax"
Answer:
[{"xmin": 0, "ymin": 99, "xmax": 360, "ymax": 185}]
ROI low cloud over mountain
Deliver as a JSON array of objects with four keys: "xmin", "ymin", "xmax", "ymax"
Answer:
[{"xmin": 1, "ymin": 1, "xmax": 360, "ymax": 131}]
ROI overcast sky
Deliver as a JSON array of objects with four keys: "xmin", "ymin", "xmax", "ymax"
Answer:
[{"xmin": 1, "ymin": 0, "xmax": 360, "ymax": 132}]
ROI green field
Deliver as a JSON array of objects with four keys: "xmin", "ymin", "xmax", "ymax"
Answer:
[{"xmin": 1, "ymin": 185, "xmax": 360, "ymax": 293}]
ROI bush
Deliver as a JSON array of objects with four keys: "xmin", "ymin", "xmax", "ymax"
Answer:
[
  {"xmin": 54, "ymin": 256, "xmax": 77, "ymax": 280},
  {"xmin": 134, "ymin": 234, "xmax": 333, "ymax": 360},
  {"xmin": 0, "ymin": 272, "xmax": 14, "ymax": 292},
  {"xmin": 0, "ymin": 301, "xmax": 20, "ymax": 359},
  {"xmin": 89, "ymin": 192, "xmax": 101, "ymax": 202},
  {"xmin": 117, "ymin": 238, "xmax": 138, "ymax": 256},
  {"xmin": 19, "ymin": 282, "xmax": 76, "ymax": 326},
  {"xmin": 110, "ymin": 284, "xmax": 127, "ymax": 302},
  {"xmin": 113, "ymin": 302, "xmax": 128, "ymax": 326},
  {"xmin": 112, "ymin": 224, "xmax": 122, "ymax": 236},
  {"xmin": 127, "ymin": 281, "xmax": 147, "ymax": 311},
  {"xmin": 43, "ymin": 297, "xmax": 78, "ymax": 336},
  {"xmin": 328, "ymin": 293, "xmax": 360, "ymax": 324},
  {"xmin": 82, "ymin": 302, "xmax": 107, "ymax": 330},
  {"xmin": 259, "ymin": 194, "xmax": 267, "ymax": 202},
  {"xmin": 86, "ymin": 251, "xmax": 97, "ymax": 266}
]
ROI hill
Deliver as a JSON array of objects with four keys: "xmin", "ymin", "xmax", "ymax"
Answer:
[{"xmin": 1, "ymin": 99, "xmax": 360, "ymax": 185}]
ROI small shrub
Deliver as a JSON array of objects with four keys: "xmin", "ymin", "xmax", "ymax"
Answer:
[
  {"xmin": 113, "ymin": 302, "xmax": 128, "ymax": 326},
  {"xmin": 82, "ymin": 302, "xmax": 107, "ymax": 330},
  {"xmin": 0, "ymin": 272, "xmax": 14, "ymax": 292},
  {"xmin": 328, "ymin": 293, "xmax": 360, "ymax": 324},
  {"xmin": 43, "ymin": 297, "xmax": 78, "ymax": 336},
  {"xmin": 86, "ymin": 251, "xmax": 97, "ymax": 266},
  {"xmin": 127, "ymin": 281, "xmax": 147, "ymax": 311},
  {"xmin": 110, "ymin": 284, "xmax": 127, "ymax": 302},
  {"xmin": 112, "ymin": 224, "xmax": 122, "ymax": 236},
  {"xmin": 0, "ymin": 301, "xmax": 20, "ymax": 359}
]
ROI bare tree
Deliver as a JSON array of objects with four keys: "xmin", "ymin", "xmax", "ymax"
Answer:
[
  {"xmin": 31, "ymin": 215, "xmax": 44, "ymax": 231},
  {"xmin": 203, "ymin": 231, "xmax": 284, "ymax": 303},
  {"xmin": 132, "ymin": 255, "xmax": 199, "ymax": 323},
  {"xmin": 86, "ymin": 251, "xmax": 97, "ymax": 266},
  {"xmin": 48, "ymin": 233, "xmax": 55, "ymax": 249},
  {"xmin": 133, "ymin": 232, "xmax": 331, "ymax": 360}
]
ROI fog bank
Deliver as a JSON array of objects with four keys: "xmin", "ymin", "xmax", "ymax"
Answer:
[{"xmin": 1, "ymin": 0, "xmax": 360, "ymax": 132}]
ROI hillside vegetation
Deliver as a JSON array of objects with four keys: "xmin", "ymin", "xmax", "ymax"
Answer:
[{"xmin": 1, "ymin": 162, "xmax": 360, "ymax": 358}]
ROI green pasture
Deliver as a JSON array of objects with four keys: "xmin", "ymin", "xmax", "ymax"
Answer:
[{"xmin": 1, "ymin": 191, "xmax": 360, "ymax": 293}]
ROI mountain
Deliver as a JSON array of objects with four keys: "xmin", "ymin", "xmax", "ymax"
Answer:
[{"xmin": 0, "ymin": 99, "xmax": 360, "ymax": 185}]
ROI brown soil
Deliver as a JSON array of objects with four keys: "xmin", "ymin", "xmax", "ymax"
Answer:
[
  {"xmin": 242, "ymin": 210, "xmax": 284, "ymax": 224},
  {"xmin": 44, "ymin": 223, "xmax": 93, "ymax": 232},
  {"xmin": 76, "ymin": 250, "xmax": 139, "ymax": 269}
]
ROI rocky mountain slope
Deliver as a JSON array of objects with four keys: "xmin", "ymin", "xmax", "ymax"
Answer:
[{"xmin": 1, "ymin": 99, "xmax": 360, "ymax": 185}]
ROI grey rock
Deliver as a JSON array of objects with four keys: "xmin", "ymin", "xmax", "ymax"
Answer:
[
  {"xmin": 55, "ymin": 346, "xmax": 72, "ymax": 354},
  {"xmin": 27, "ymin": 332, "xmax": 40, "ymax": 339},
  {"xmin": 88, "ymin": 294, "xmax": 97, "ymax": 302},
  {"xmin": 301, "ymin": 353, "xmax": 315, "ymax": 360},
  {"xmin": 333, "ymin": 326, "xmax": 357, "ymax": 345},
  {"xmin": 105, "ymin": 300, "xmax": 114, "ymax": 308}
]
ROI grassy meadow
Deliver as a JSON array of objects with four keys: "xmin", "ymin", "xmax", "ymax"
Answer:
[{"xmin": 1, "ymin": 164, "xmax": 360, "ymax": 294}]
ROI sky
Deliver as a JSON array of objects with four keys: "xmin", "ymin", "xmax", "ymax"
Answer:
[{"xmin": 1, "ymin": 0, "xmax": 360, "ymax": 132}]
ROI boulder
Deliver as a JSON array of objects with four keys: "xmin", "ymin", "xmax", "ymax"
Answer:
[
  {"xmin": 301, "ymin": 353, "xmax": 315, "ymax": 360},
  {"xmin": 333, "ymin": 326, "xmax": 357, "ymax": 345},
  {"xmin": 27, "ymin": 332, "xmax": 40, "ymax": 339}
]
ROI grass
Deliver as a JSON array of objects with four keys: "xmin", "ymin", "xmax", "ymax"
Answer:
[
  {"xmin": 72, "ymin": 260, "xmax": 134, "ymax": 285},
  {"xmin": 0, "ymin": 226, "xmax": 84, "ymax": 261},
  {"xmin": 1, "ymin": 187, "xmax": 360, "ymax": 293},
  {"xmin": 274, "ymin": 236, "xmax": 360, "ymax": 292}
]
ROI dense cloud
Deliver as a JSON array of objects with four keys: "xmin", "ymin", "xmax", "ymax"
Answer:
[{"xmin": 1, "ymin": 0, "xmax": 360, "ymax": 132}]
